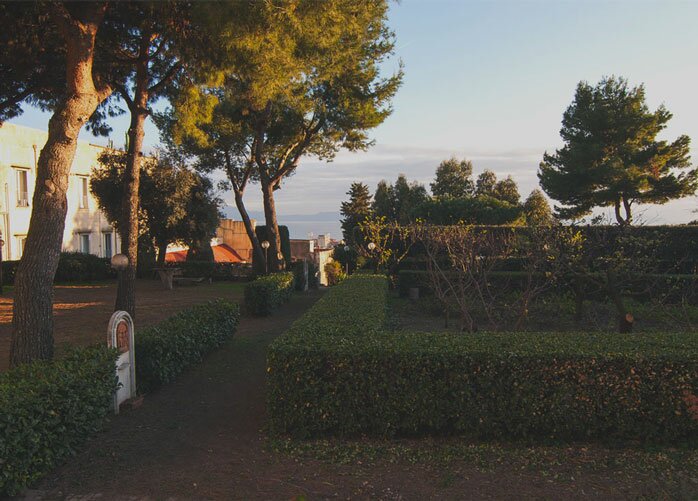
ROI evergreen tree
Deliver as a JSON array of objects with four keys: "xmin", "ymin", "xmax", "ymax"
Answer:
[
  {"xmin": 340, "ymin": 182, "xmax": 373, "ymax": 245},
  {"xmin": 372, "ymin": 175, "xmax": 428, "ymax": 224},
  {"xmin": 539, "ymin": 76, "xmax": 696, "ymax": 225},
  {"xmin": 372, "ymin": 180, "xmax": 394, "ymax": 220},
  {"xmin": 523, "ymin": 189, "xmax": 554, "ymax": 226},
  {"xmin": 475, "ymin": 170, "xmax": 498, "ymax": 197},
  {"xmin": 430, "ymin": 157, "xmax": 474, "ymax": 198},
  {"xmin": 493, "ymin": 176, "xmax": 521, "ymax": 205}
]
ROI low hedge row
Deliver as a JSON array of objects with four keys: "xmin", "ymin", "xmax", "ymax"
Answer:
[
  {"xmin": 136, "ymin": 299, "xmax": 240, "ymax": 393},
  {"xmin": 268, "ymin": 275, "xmax": 698, "ymax": 443},
  {"xmin": 2, "ymin": 252, "xmax": 116, "ymax": 285},
  {"xmin": 0, "ymin": 346, "xmax": 118, "ymax": 496},
  {"xmin": 161, "ymin": 261, "xmax": 254, "ymax": 281},
  {"xmin": 397, "ymin": 269, "xmax": 698, "ymax": 301},
  {"xmin": 244, "ymin": 272, "xmax": 294, "ymax": 316}
]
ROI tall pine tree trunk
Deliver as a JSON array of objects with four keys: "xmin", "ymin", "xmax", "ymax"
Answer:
[
  {"xmin": 233, "ymin": 188, "xmax": 266, "ymax": 266},
  {"xmin": 10, "ymin": 5, "xmax": 110, "ymax": 367},
  {"xmin": 115, "ymin": 34, "xmax": 150, "ymax": 318},
  {"xmin": 261, "ymin": 180, "xmax": 284, "ymax": 272}
]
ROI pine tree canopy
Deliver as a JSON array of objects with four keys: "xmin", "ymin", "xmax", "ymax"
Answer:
[{"xmin": 539, "ymin": 76, "xmax": 696, "ymax": 225}]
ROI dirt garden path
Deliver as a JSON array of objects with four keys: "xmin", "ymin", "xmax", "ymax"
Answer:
[{"xmin": 26, "ymin": 291, "xmax": 666, "ymax": 500}]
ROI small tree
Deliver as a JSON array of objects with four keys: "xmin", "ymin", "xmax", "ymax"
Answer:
[
  {"xmin": 539, "ymin": 76, "xmax": 697, "ymax": 225},
  {"xmin": 430, "ymin": 157, "xmax": 474, "ymax": 198},
  {"xmin": 493, "ymin": 176, "xmax": 520, "ymax": 205},
  {"xmin": 91, "ymin": 150, "xmax": 220, "ymax": 265},
  {"xmin": 340, "ymin": 182, "xmax": 373, "ymax": 245},
  {"xmin": 523, "ymin": 189, "xmax": 554, "ymax": 226},
  {"xmin": 475, "ymin": 170, "xmax": 497, "ymax": 197}
]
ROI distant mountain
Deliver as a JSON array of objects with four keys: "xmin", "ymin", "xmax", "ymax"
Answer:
[{"xmin": 221, "ymin": 205, "xmax": 342, "ymax": 239}]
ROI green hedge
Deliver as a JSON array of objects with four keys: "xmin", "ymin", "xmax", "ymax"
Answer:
[
  {"xmin": 268, "ymin": 275, "xmax": 698, "ymax": 443},
  {"xmin": 136, "ymin": 300, "xmax": 240, "ymax": 393},
  {"xmin": 244, "ymin": 272, "xmax": 294, "ymax": 316},
  {"xmin": 0, "ymin": 346, "xmax": 118, "ymax": 496},
  {"xmin": 2, "ymin": 252, "xmax": 116, "ymax": 285},
  {"xmin": 397, "ymin": 269, "xmax": 698, "ymax": 302}
]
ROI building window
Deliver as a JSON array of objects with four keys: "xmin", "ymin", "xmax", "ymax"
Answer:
[
  {"xmin": 15, "ymin": 169, "xmax": 29, "ymax": 207},
  {"xmin": 80, "ymin": 234, "xmax": 90, "ymax": 254},
  {"xmin": 103, "ymin": 232, "xmax": 113, "ymax": 258},
  {"xmin": 78, "ymin": 176, "xmax": 89, "ymax": 209}
]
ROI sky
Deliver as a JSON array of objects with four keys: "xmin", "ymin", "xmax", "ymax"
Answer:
[{"xmin": 10, "ymin": 0, "xmax": 698, "ymax": 238}]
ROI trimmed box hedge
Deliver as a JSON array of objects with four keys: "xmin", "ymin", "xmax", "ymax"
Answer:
[
  {"xmin": 244, "ymin": 272, "xmax": 294, "ymax": 316},
  {"xmin": 0, "ymin": 346, "xmax": 118, "ymax": 496},
  {"xmin": 136, "ymin": 299, "xmax": 240, "ymax": 393},
  {"xmin": 268, "ymin": 275, "xmax": 698, "ymax": 443}
]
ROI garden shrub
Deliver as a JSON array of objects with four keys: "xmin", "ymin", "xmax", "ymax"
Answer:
[
  {"xmin": 268, "ymin": 275, "xmax": 698, "ymax": 444},
  {"xmin": 2, "ymin": 253, "xmax": 116, "ymax": 285},
  {"xmin": 243, "ymin": 272, "xmax": 294, "ymax": 316},
  {"xmin": 324, "ymin": 260, "xmax": 345, "ymax": 286},
  {"xmin": 136, "ymin": 299, "xmax": 240, "ymax": 393},
  {"xmin": 293, "ymin": 260, "xmax": 320, "ymax": 291},
  {"xmin": 0, "ymin": 346, "xmax": 118, "ymax": 496}
]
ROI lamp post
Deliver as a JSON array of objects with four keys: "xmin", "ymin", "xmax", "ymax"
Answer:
[
  {"xmin": 343, "ymin": 245, "xmax": 350, "ymax": 275},
  {"xmin": 367, "ymin": 242, "xmax": 377, "ymax": 273},
  {"xmin": 261, "ymin": 240, "xmax": 270, "ymax": 274}
]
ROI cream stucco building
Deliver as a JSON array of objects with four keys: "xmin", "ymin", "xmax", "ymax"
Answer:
[{"xmin": 0, "ymin": 122, "xmax": 120, "ymax": 261}]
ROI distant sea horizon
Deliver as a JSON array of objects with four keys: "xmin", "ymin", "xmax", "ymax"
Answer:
[{"xmin": 222, "ymin": 205, "xmax": 342, "ymax": 240}]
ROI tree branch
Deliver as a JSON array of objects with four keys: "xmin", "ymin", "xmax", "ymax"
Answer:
[{"xmin": 148, "ymin": 62, "xmax": 181, "ymax": 94}]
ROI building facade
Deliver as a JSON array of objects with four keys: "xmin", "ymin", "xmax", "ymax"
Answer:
[{"xmin": 0, "ymin": 122, "xmax": 120, "ymax": 261}]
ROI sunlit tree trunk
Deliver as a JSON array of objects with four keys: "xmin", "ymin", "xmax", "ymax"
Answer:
[{"xmin": 11, "ymin": 4, "xmax": 111, "ymax": 367}]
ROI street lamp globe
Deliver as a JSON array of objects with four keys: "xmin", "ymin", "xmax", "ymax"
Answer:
[
  {"xmin": 344, "ymin": 245, "xmax": 350, "ymax": 252},
  {"xmin": 367, "ymin": 242, "xmax": 376, "ymax": 251},
  {"xmin": 261, "ymin": 240, "xmax": 270, "ymax": 249},
  {"xmin": 111, "ymin": 253, "xmax": 129, "ymax": 271}
]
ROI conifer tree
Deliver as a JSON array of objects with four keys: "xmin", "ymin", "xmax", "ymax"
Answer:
[
  {"xmin": 431, "ymin": 157, "xmax": 474, "ymax": 198},
  {"xmin": 340, "ymin": 182, "xmax": 373, "ymax": 245},
  {"xmin": 539, "ymin": 76, "xmax": 696, "ymax": 225},
  {"xmin": 523, "ymin": 189, "xmax": 554, "ymax": 226}
]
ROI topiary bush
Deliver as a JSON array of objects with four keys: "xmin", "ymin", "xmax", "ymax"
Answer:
[
  {"xmin": 268, "ymin": 275, "xmax": 698, "ymax": 444},
  {"xmin": 0, "ymin": 346, "xmax": 118, "ymax": 496},
  {"xmin": 244, "ymin": 272, "xmax": 294, "ymax": 316},
  {"xmin": 136, "ymin": 299, "xmax": 240, "ymax": 394}
]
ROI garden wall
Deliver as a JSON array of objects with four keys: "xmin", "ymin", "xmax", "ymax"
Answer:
[{"xmin": 267, "ymin": 275, "xmax": 698, "ymax": 443}]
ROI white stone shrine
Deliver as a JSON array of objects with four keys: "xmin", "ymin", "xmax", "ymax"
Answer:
[{"xmin": 108, "ymin": 310, "xmax": 136, "ymax": 414}]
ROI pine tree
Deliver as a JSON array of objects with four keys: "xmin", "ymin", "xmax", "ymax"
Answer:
[
  {"xmin": 340, "ymin": 182, "xmax": 373, "ymax": 245},
  {"xmin": 539, "ymin": 76, "xmax": 696, "ymax": 225}
]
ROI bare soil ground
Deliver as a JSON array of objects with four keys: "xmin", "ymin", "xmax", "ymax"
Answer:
[
  {"xmin": 0, "ymin": 280, "xmax": 245, "ymax": 371},
  {"xmin": 22, "ymin": 290, "xmax": 695, "ymax": 500}
]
